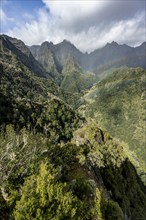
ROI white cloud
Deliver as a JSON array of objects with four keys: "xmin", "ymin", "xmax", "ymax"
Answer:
[
  {"xmin": 1, "ymin": 8, "xmax": 7, "ymax": 22},
  {"xmin": 23, "ymin": 13, "xmax": 35, "ymax": 20},
  {"xmin": 0, "ymin": 7, "xmax": 14, "ymax": 24},
  {"xmin": 5, "ymin": 0, "xmax": 145, "ymax": 52},
  {"xmin": 43, "ymin": 0, "xmax": 107, "ymax": 23},
  {"xmin": 7, "ymin": 8, "xmax": 51, "ymax": 45}
]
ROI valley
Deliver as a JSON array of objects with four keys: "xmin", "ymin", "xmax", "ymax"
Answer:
[{"xmin": 0, "ymin": 34, "xmax": 146, "ymax": 220}]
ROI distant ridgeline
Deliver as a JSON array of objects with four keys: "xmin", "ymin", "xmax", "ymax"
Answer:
[
  {"xmin": 30, "ymin": 39, "xmax": 146, "ymax": 74},
  {"xmin": 0, "ymin": 34, "xmax": 146, "ymax": 220}
]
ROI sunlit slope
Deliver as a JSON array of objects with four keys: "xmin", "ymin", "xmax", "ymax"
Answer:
[{"xmin": 80, "ymin": 67, "xmax": 146, "ymax": 167}]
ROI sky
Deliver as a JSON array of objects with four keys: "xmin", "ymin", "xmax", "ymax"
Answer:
[{"xmin": 0, "ymin": 0, "xmax": 146, "ymax": 52}]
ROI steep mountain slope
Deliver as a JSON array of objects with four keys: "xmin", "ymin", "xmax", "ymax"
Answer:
[
  {"xmin": 30, "ymin": 40, "xmax": 146, "ymax": 73},
  {"xmin": 30, "ymin": 40, "xmax": 83, "ymax": 68},
  {"xmin": 80, "ymin": 67, "xmax": 146, "ymax": 173},
  {"xmin": 30, "ymin": 41, "xmax": 97, "ymax": 93},
  {"xmin": 88, "ymin": 41, "xmax": 146, "ymax": 72},
  {"xmin": 0, "ymin": 36, "xmax": 146, "ymax": 220},
  {"xmin": 30, "ymin": 41, "xmax": 62, "ymax": 83},
  {"xmin": 49, "ymin": 39, "xmax": 83, "ymax": 67},
  {"xmin": 0, "ymin": 35, "xmax": 84, "ymax": 109},
  {"xmin": 61, "ymin": 57, "xmax": 97, "ymax": 93},
  {"xmin": 0, "ymin": 35, "xmax": 49, "ymax": 78},
  {"xmin": 0, "ymin": 41, "xmax": 83, "ymax": 142}
]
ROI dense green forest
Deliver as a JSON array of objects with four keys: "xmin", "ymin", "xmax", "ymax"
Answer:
[
  {"xmin": 79, "ymin": 67, "xmax": 146, "ymax": 179},
  {"xmin": 0, "ymin": 35, "xmax": 146, "ymax": 220}
]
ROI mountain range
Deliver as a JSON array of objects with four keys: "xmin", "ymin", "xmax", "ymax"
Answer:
[
  {"xmin": 0, "ymin": 34, "xmax": 146, "ymax": 220},
  {"xmin": 1, "ymin": 34, "xmax": 145, "ymax": 91},
  {"xmin": 30, "ymin": 39, "xmax": 146, "ymax": 75}
]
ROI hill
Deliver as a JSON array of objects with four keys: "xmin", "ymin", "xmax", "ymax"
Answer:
[{"xmin": 79, "ymin": 67, "xmax": 146, "ymax": 176}]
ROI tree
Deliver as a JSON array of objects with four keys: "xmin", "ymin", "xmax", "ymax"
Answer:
[
  {"xmin": 0, "ymin": 125, "xmax": 44, "ymax": 189},
  {"xmin": 13, "ymin": 163, "xmax": 78, "ymax": 220}
]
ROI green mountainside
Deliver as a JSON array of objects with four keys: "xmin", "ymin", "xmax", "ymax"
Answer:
[
  {"xmin": 30, "ymin": 41, "xmax": 62, "ymax": 83},
  {"xmin": 0, "ymin": 35, "xmax": 146, "ymax": 220},
  {"xmin": 30, "ymin": 41, "xmax": 97, "ymax": 91},
  {"xmin": 30, "ymin": 40, "xmax": 83, "ymax": 69},
  {"xmin": 79, "ymin": 67, "xmax": 146, "ymax": 175},
  {"xmin": 61, "ymin": 57, "xmax": 97, "ymax": 93},
  {"xmin": 0, "ymin": 36, "xmax": 83, "ymax": 141},
  {"xmin": 1, "ymin": 35, "xmax": 49, "ymax": 78},
  {"xmin": 0, "ymin": 35, "xmax": 83, "ymax": 109}
]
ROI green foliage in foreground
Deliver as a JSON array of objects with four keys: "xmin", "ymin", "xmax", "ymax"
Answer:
[
  {"xmin": 0, "ymin": 123, "xmax": 146, "ymax": 220},
  {"xmin": 13, "ymin": 163, "xmax": 78, "ymax": 220}
]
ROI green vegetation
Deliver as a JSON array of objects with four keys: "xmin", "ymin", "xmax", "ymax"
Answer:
[
  {"xmin": 0, "ymin": 62, "xmax": 82, "ymax": 141},
  {"xmin": 61, "ymin": 58, "xmax": 98, "ymax": 93},
  {"xmin": 0, "ymin": 35, "xmax": 146, "ymax": 219},
  {"xmin": 80, "ymin": 67, "xmax": 146, "ymax": 174},
  {"xmin": 32, "ymin": 42, "xmax": 62, "ymax": 83},
  {"xmin": 1, "ymin": 122, "xmax": 146, "ymax": 220}
]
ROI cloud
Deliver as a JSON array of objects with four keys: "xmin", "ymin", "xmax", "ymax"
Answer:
[
  {"xmin": 4, "ymin": 0, "xmax": 146, "ymax": 52},
  {"xmin": 7, "ymin": 7, "xmax": 51, "ymax": 45},
  {"xmin": 0, "ymin": 7, "xmax": 14, "ymax": 23},
  {"xmin": 0, "ymin": 8, "xmax": 7, "ymax": 22},
  {"xmin": 43, "ymin": 1, "xmax": 108, "ymax": 23},
  {"xmin": 43, "ymin": 0, "xmax": 144, "ymax": 32}
]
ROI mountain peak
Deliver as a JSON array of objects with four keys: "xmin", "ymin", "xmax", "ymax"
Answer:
[
  {"xmin": 41, "ymin": 41, "xmax": 55, "ymax": 51},
  {"xmin": 111, "ymin": 41, "xmax": 118, "ymax": 45},
  {"xmin": 59, "ymin": 39, "xmax": 75, "ymax": 48},
  {"xmin": 1, "ymin": 34, "xmax": 31, "ymax": 55},
  {"xmin": 49, "ymin": 41, "xmax": 54, "ymax": 45},
  {"xmin": 41, "ymin": 41, "xmax": 49, "ymax": 47},
  {"xmin": 62, "ymin": 39, "xmax": 71, "ymax": 44},
  {"xmin": 139, "ymin": 42, "xmax": 146, "ymax": 47},
  {"xmin": 106, "ymin": 41, "xmax": 119, "ymax": 47},
  {"xmin": 29, "ymin": 35, "xmax": 146, "ymax": 72}
]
